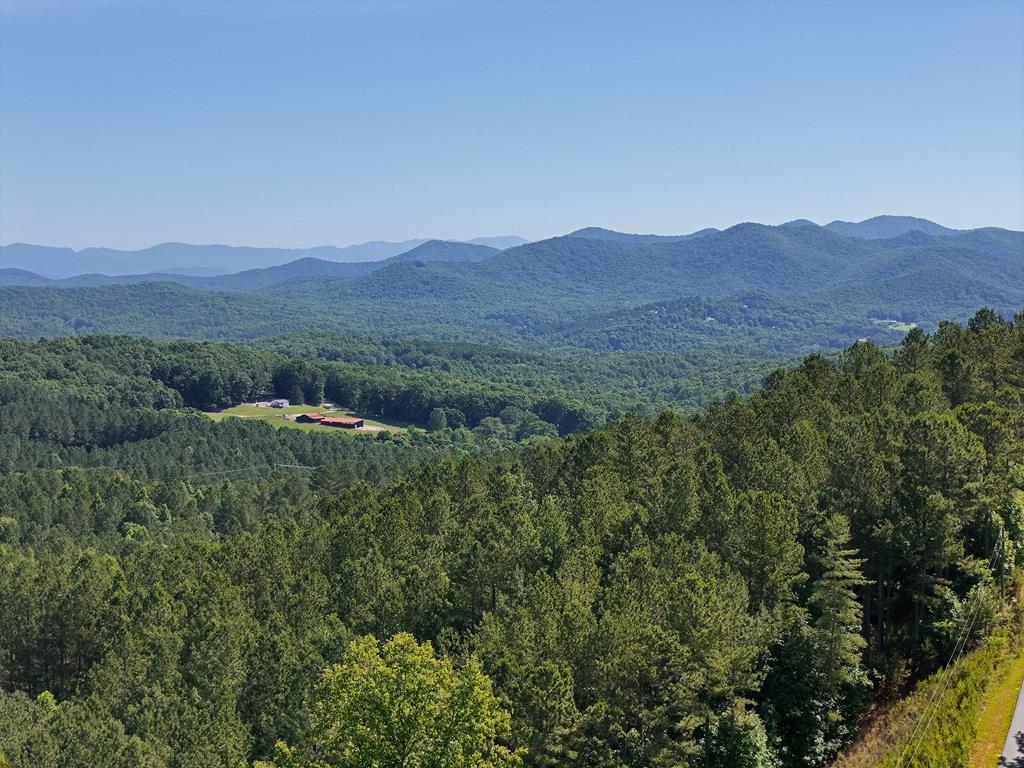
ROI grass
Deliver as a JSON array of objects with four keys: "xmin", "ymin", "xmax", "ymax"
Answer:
[
  {"xmin": 870, "ymin": 318, "xmax": 918, "ymax": 333},
  {"xmin": 834, "ymin": 634, "xmax": 1016, "ymax": 768},
  {"xmin": 967, "ymin": 653, "xmax": 1024, "ymax": 767},
  {"xmin": 205, "ymin": 402, "xmax": 409, "ymax": 434}
]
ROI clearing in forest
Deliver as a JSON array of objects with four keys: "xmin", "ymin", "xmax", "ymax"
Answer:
[{"xmin": 204, "ymin": 402, "xmax": 408, "ymax": 434}]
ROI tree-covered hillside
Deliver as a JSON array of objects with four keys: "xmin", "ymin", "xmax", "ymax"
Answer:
[
  {"xmin": 823, "ymin": 215, "xmax": 961, "ymax": 239},
  {"xmin": 0, "ymin": 224, "xmax": 1018, "ymax": 355},
  {"xmin": 0, "ymin": 238, "xmax": 435, "ymax": 277},
  {"xmin": 0, "ymin": 332, "xmax": 777, "ymax": 484},
  {"xmin": 0, "ymin": 240, "xmax": 503, "ymax": 292},
  {"xmin": 0, "ymin": 309, "xmax": 1021, "ymax": 767}
]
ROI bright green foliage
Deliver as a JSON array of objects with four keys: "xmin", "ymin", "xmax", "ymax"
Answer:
[
  {"xmin": 701, "ymin": 708, "xmax": 778, "ymax": 768},
  {"xmin": 835, "ymin": 631, "xmax": 1020, "ymax": 768},
  {"xmin": 267, "ymin": 633, "xmax": 521, "ymax": 768}
]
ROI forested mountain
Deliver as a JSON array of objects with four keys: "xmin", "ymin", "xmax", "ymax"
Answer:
[
  {"xmin": 388, "ymin": 239, "xmax": 500, "ymax": 263},
  {"xmin": 0, "ymin": 240, "xmax": 422, "ymax": 276},
  {"xmin": 465, "ymin": 235, "xmax": 530, "ymax": 250},
  {"xmin": 0, "ymin": 239, "xmax": 504, "ymax": 293},
  {"xmin": 0, "ymin": 218, "xmax": 1019, "ymax": 768},
  {"xmin": 536, "ymin": 293, "xmax": 858, "ymax": 352},
  {"xmin": 0, "ymin": 309, "xmax": 1020, "ymax": 767},
  {"xmin": 569, "ymin": 215, "xmax": 963, "ymax": 244},
  {"xmin": 823, "ymin": 215, "xmax": 960, "ymax": 239},
  {"xmin": 0, "ymin": 269, "xmax": 53, "ymax": 287},
  {"xmin": 566, "ymin": 226, "xmax": 720, "ymax": 243},
  {"xmin": 0, "ymin": 258, "xmax": 376, "ymax": 291},
  {"xmin": 0, "ymin": 222, "xmax": 1017, "ymax": 357},
  {"xmin": 0, "ymin": 235, "xmax": 521, "ymax": 278}
]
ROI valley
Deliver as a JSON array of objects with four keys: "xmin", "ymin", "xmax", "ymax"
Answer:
[
  {"xmin": 0, "ymin": 305, "xmax": 1020, "ymax": 767},
  {"xmin": 3, "ymin": 1, "xmax": 1021, "ymax": 764},
  {"xmin": 0, "ymin": 219, "xmax": 1021, "ymax": 767},
  {"xmin": 1, "ymin": 220, "xmax": 1020, "ymax": 364}
]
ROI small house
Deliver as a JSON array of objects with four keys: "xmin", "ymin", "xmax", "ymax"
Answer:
[
  {"xmin": 270, "ymin": 399, "xmax": 289, "ymax": 408},
  {"xmin": 297, "ymin": 413, "xmax": 325, "ymax": 423},
  {"xmin": 321, "ymin": 416, "xmax": 365, "ymax": 429}
]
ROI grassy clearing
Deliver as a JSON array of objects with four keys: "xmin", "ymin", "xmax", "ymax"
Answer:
[
  {"xmin": 967, "ymin": 653, "xmax": 1024, "ymax": 768},
  {"xmin": 205, "ymin": 402, "xmax": 409, "ymax": 434},
  {"xmin": 834, "ymin": 634, "xmax": 1017, "ymax": 768},
  {"xmin": 870, "ymin": 318, "xmax": 918, "ymax": 333}
]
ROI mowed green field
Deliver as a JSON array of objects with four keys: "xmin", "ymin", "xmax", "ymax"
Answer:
[{"xmin": 205, "ymin": 402, "xmax": 409, "ymax": 434}]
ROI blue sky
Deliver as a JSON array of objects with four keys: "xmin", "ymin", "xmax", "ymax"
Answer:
[{"xmin": 1, "ymin": 0, "xmax": 1022, "ymax": 249}]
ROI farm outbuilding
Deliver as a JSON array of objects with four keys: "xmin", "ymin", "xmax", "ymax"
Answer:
[
  {"xmin": 297, "ymin": 413, "xmax": 325, "ymax": 423},
  {"xmin": 269, "ymin": 399, "xmax": 289, "ymax": 408},
  {"xmin": 321, "ymin": 416, "xmax": 365, "ymax": 429}
]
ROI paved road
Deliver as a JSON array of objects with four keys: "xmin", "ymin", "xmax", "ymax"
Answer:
[{"xmin": 999, "ymin": 677, "xmax": 1024, "ymax": 766}]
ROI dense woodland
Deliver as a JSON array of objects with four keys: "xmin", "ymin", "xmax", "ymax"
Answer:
[
  {"xmin": 0, "ymin": 331, "xmax": 780, "ymax": 484},
  {"xmin": 0, "ymin": 308, "xmax": 1021, "ymax": 766}
]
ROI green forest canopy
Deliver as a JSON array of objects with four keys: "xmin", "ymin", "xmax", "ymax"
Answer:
[{"xmin": 0, "ymin": 308, "xmax": 1021, "ymax": 767}]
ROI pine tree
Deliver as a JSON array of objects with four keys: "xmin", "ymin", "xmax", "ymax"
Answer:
[{"xmin": 808, "ymin": 513, "xmax": 868, "ymax": 691}]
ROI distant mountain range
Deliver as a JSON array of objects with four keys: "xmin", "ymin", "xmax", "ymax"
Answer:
[
  {"xmin": 567, "ymin": 226, "xmax": 720, "ymax": 244},
  {"xmin": 776, "ymin": 215, "xmax": 962, "ymax": 239},
  {"xmin": 0, "ymin": 215, "xmax": 978, "ymax": 284},
  {"xmin": 462, "ymin": 236, "xmax": 529, "ymax": 250},
  {"xmin": 822, "ymin": 215, "xmax": 961, "ymax": 239},
  {"xmin": 0, "ymin": 240, "xmax": 502, "ymax": 292},
  {"xmin": 569, "ymin": 216, "xmax": 967, "ymax": 244},
  {"xmin": 0, "ymin": 217, "xmax": 1018, "ymax": 354},
  {"xmin": 0, "ymin": 236, "xmax": 528, "ymax": 278}
]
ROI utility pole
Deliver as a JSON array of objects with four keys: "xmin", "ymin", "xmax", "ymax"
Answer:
[{"xmin": 995, "ymin": 532, "xmax": 1003, "ymax": 606}]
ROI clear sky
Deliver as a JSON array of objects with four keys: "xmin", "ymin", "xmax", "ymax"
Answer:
[{"xmin": 1, "ymin": 0, "xmax": 1022, "ymax": 249}]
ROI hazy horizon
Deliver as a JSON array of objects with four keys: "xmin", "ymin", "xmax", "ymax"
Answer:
[
  {"xmin": 4, "ymin": 213, "xmax": 1021, "ymax": 253},
  {"xmin": 1, "ymin": 0, "xmax": 1022, "ymax": 249}
]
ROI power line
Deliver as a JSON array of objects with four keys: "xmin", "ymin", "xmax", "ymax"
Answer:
[
  {"xmin": 902, "ymin": 588, "xmax": 987, "ymax": 766},
  {"xmin": 895, "ymin": 537, "xmax": 1000, "ymax": 767},
  {"xmin": 894, "ymin": 535, "xmax": 1004, "ymax": 768}
]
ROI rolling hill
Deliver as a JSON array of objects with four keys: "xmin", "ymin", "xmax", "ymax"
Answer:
[
  {"xmin": 824, "ymin": 215, "xmax": 961, "ymax": 239},
  {"xmin": 385, "ymin": 240, "xmax": 500, "ymax": 264},
  {"xmin": 0, "ymin": 235, "xmax": 522, "ymax": 278},
  {"xmin": 0, "ymin": 241, "xmax": 422, "ymax": 277},
  {"xmin": 0, "ymin": 220, "xmax": 1018, "ymax": 354},
  {"xmin": 567, "ymin": 215, "xmax": 965, "ymax": 244},
  {"xmin": 267, "ymin": 223, "xmax": 1017, "ymax": 317},
  {"xmin": 0, "ymin": 239, "xmax": 504, "ymax": 292},
  {"xmin": 567, "ymin": 226, "xmax": 720, "ymax": 243},
  {"xmin": 464, "ymin": 235, "xmax": 529, "ymax": 249},
  {"xmin": 0, "ymin": 268, "xmax": 55, "ymax": 287}
]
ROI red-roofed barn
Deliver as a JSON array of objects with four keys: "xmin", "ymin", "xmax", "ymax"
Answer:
[{"xmin": 321, "ymin": 416, "xmax": 365, "ymax": 429}]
